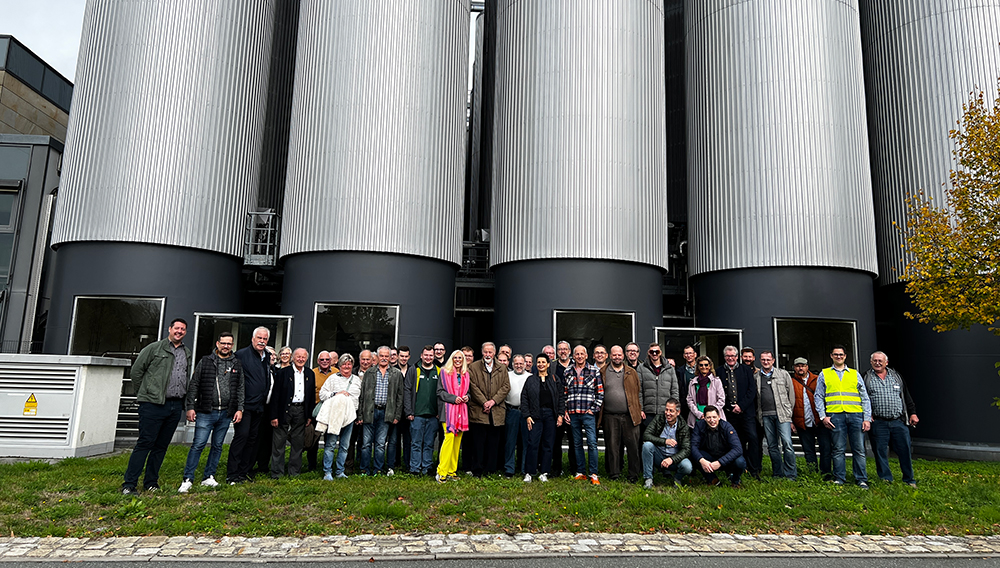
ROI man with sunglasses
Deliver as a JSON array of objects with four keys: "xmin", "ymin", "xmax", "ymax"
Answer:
[
  {"xmin": 814, "ymin": 344, "xmax": 872, "ymax": 488},
  {"xmin": 638, "ymin": 343, "xmax": 679, "ymax": 435}
]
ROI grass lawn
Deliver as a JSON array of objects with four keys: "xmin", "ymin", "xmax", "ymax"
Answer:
[{"xmin": 1, "ymin": 446, "xmax": 998, "ymax": 538}]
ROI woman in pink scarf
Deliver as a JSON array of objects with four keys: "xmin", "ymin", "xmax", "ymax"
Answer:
[{"xmin": 436, "ymin": 349, "xmax": 469, "ymax": 482}]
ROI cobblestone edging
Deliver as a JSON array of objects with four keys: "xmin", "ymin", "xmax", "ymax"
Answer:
[{"xmin": 1, "ymin": 533, "xmax": 999, "ymax": 560}]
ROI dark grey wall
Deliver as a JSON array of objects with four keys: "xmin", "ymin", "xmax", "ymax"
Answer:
[
  {"xmin": 494, "ymin": 259, "xmax": 664, "ymax": 355},
  {"xmin": 875, "ymin": 283, "xmax": 1000, "ymax": 454},
  {"xmin": 43, "ymin": 242, "xmax": 243, "ymax": 354},
  {"xmin": 281, "ymin": 252, "xmax": 456, "ymax": 353},
  {"xmin": 692, "ymin": 267, "xmax": 877, "ymax": 364}
]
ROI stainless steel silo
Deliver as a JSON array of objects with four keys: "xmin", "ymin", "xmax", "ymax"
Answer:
[
  {"xmin": 860, "ymin": 0, "xmax": 1000, "ymax": 457},
  {"xmin": 279, "ymin": 0, "xmax": 470, "ymax": 351},
  {"xmin": 489, "ymin": 0, "xmax": 669, "ymax": 352},
  {"xmin": 685, "ymin": 0, "xmax": 880, "ymax": 363},
  {"xmin": 45, "ymin": 0, "xmax": 276, "ymax": 353}
]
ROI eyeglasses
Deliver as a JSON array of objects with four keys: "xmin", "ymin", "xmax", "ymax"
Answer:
[
  {"xmin": 648, "ymin": 350, "xmax": 660, "ymax": 355},
  {"xmin": 832, "ymin": 353, "xmax": 846, "ymax": 357},
  {"xmin": 626, "ymin": 349, "xmax": 639, "ymax": 353},
  {"xmin": 218, "ymin": 342, "xmax": 233, "ymax": 346},
  {"xmin": 698, "ymin": 363, "xmax": 711, "ymax": 367}
]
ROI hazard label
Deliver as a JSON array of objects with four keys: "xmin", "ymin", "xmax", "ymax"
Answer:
[{"xmin": 24, "ymin": 393, "xmax": 37, "ymax": 416}]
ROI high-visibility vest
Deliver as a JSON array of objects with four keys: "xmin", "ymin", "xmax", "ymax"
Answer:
[{"xmin": 821, "ymin": 367, "xmax": 863, "ymax": 413}]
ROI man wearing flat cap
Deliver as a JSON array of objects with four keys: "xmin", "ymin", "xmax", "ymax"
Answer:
[{"xmin": 790, "ymin": 357, "xmax": 831, "ymax": 477}]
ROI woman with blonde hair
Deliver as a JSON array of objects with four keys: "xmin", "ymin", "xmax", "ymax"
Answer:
[
  {"xmin": 277, "ymin": 346, "xmax": 293, "ymax": 368},
  {"xmin": 686, "ymin": 355, "xmax": 727, "ymax": 427},
  {"xmin": 436, "ymin": 349, "xmax": 470, "ymax": 482}
]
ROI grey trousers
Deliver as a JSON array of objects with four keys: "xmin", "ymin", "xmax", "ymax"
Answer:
[{"xmin": 271, "ymin": 405, "xmax": 306, "ymax": 478}]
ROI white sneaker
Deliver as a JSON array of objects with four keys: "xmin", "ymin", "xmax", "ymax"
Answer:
[
  {"xmin": 539, "ymin": 473, "xmax": 548, "ymax": 482},
  {"xmin": 178, "ymin": 479, "xmax": 193, "ymax": 493},
  {"xmin": 386, "ymin": 469, "xmax": 394, "ymax": 477},
  {"xmin": 523, "ymin": 474, "xmax": 532, "ymax": 483},
  {"xmin": 644, "ymin": 478, "xmax": 654, "ymax": 489},
  {"xmin": 200, "ymin": 476, "xmax": 219, "ymax": 487}
]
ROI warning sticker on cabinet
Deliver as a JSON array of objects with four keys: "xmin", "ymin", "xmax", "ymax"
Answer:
[{"xmin": 24, "ymin": 394, "xmax": 37, "ymax": 416}]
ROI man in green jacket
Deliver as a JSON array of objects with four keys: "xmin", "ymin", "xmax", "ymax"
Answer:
[
  {"xmin": 122, "ymin": 318, "xmax": 192, "ymax": 494},
  {"xmin": 641, "ymin": 398, "xmax": 692, "ymax": 488}
]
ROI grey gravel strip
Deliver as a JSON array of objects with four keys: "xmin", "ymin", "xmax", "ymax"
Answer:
[{"xmin": 0, "ymin": 533, "xmax": 998, "ymax": 560}]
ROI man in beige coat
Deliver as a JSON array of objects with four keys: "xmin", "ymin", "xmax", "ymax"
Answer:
[
  {"xmin": 467, "ymin": 342, "xmax": 510, "ymax": 477},
  {"xmin": 756, "ymin": 350, "xmax": 796, "ymax": 479}
]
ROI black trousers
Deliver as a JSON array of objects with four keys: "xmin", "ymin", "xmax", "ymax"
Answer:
[
  {"xmin": 728, "ymin": 410, "xmax": 762, "ymax": 476},
  {"xmin": 603, "ymin": 412, "xmax": 641, "ymax": 481},
  {"xmin": 227, "ymin": 406, "xmax": 265, "ymax": 483},
  {"xmin": 549, "ymin": 421, "xmax": 578, "ymax": 477},
  {"xmin": 468, "ymin": 422, "xmax": 502, "ymax": 476}
]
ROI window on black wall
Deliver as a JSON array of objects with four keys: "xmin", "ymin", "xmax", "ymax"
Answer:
[
  {"xmin": 312, "ymin": 303, "xmax": 399, "ymax": 360},
  {"xmin": 69, "ymin": 297, "xmax": 164, "ymax": 359},
  {"xmin": 554, "ymin": 310, "xmax": 634, "ymax": 357},
  {"xmin": 774, "ymin": 318, "xmax": 858, "ymax": 373}
]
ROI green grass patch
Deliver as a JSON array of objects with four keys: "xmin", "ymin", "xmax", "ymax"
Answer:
[{"xmin": 0, "ymin": 445, "xmax": 998, "ymax": 537}]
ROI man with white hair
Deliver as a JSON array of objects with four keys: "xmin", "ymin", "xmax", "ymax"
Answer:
[
  {"xmin": 468, "ymin": 341, "xmax": 510, "ymax": 477},
  {"xmin": 269, "ymin": 348, "xmax": 316, "ymax": 478},
  {"xmin": 358, "ymin": 346, "xmax": 405, "ymax": 475},
  {"xmin": 228, "ymin": 326, "xmax": 274, "ymax": 485},
  {"xmin": 864, "ymin": 351, "xmax": 919, "ymax": 487}
]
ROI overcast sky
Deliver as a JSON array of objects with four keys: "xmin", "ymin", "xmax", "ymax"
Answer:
[
  {"xmin": 1, "ymin": 2, "xmax": 477, "ymax": 87},
  {"xmin": 0, "ymin": 0, "xmax": 87, "ymax": 81}
]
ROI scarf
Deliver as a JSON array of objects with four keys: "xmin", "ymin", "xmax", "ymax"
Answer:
[
  {"xmin": 443, "ymin": 369, "xmax": 469, "ymax": 433},
  {"xmin": 696, "ymin": 374, "xmax": 711, "ymax": 408}
]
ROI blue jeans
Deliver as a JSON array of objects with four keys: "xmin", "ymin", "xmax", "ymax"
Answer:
[
  {"xmin": 569, "ymin": 413, "xmax": 598, "ymax": 475},
  {"xmin": 323, "ymin": 422, "xmax": 353, "ymax": 476},
  {"xmin": 361, "ymin": 409, "xmax": 389, "ymax": 474},
  {"xmin": 830, "ymin": 412, "xmax": 868, "ymax": 484},
  {"xmin": 761, "ymin": 416, "xmax": 797, "ymax": 479},
  {"xmin": 504, "ymin": 407, "xmax": 528, "ymax": 474},
  {"xmin": 409, "ymin": 416, "xmax": 437, "ymax": 474},
  {"xmin": 182, "ymin": 409, "xmax": 231, "ymax": 480},
  {"xmin": 641, "ymin": 441, "xmax": 692, "ymax": 481},
  {"xmin": 869, "ymin": 418, "xmax": 915, "ymax": 484},
  {"xmin": 123, "ymin": 399, "xmax": 184, "ymax": 490}
]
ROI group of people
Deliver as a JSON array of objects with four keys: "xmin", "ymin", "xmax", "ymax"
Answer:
[{"xmin": 120, "ymin": 320, "xmax": 919, "ymax": 495}]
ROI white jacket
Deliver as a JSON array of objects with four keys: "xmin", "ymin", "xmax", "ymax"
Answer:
[{"xmin": 316, "ymin": 373, "xmax": 361, "ymax": 435}]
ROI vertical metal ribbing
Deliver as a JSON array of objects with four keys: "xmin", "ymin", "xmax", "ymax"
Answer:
[
  {"xmin": 52, "ymin": 0, "xmax": 276, "ymax": 256},
  {"xmin": 490, "ymin": 0, "xmax": 669, "ymax": 270},
  {"xmin": 860, "ymin": 0, "xmax": 1000, "ymax": 285},
  {"xmin": 280, "ymin": 0, "xmax": 471, "ymax": 266},
  {"xmin": 686, "ymin": 0, "xmax": 878, "ymax": 277}
]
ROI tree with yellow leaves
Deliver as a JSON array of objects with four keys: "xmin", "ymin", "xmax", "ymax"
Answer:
[{"xmin": 901, "ymin": 80, "xmax": 1000, "ymax": 337}]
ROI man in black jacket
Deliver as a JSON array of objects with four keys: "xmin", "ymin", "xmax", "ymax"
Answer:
[
  {"xmin": 691, "ymin": 406, "xmax": 746, "ymax": 487},
  {"xmin": 717, "ymin": 345, "xmax": 760, "ymax": 479},
  {"xmin": 641, "ymin": 398, "xmax": 692, "ymax": 488},
  {"xmin": 227, "ymin": 326, "xmax": 273, "ymax": 484},
  {"xmin": 270, "ymin": 348, "xmax": 316, "ymax": 478},
  {"xmin": 178, "ymin": 332, "xmax": 244, "ymax": 492}
]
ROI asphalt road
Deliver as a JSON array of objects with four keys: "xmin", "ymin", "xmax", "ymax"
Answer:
[{"xmin": 33, "ymin": 556, "xmax": 1000, "ymax": 568}]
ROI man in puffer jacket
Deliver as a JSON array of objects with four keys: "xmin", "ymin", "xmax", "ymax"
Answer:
[
  {"xmin": 178, "ymin": 332, "xmax": 244, "ymax": 492},
  {"xmin": 638, "ymin": 343, "xmax": 679, "ymax": 432}
]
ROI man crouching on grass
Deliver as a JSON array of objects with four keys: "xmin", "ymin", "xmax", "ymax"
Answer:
[{"xmin": 691, "ymin": 405, "xmax": 745, "ymax": 487}]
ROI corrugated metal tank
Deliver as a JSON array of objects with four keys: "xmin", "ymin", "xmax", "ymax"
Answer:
[
  {"xmin": 489, "ymin": 0, "xmax": 669, "ymax": 271},
  {"xmin": 861, "ymin": 0, "xmax": 1000, "ymax": 458},
  {"xmin": 860, "ymin": 0, "xmax": 1000, "ymax": 286},
  {"xmin": 280, "ymin": 0, "xmax": 470, "ymax": 265},
  {"xmin": 686, "ymin": 0, "xmax": 877, "ymax": 277},
  {"xmin": 52, "ymin": 0, "xmax": 276, "ymax": 255}
]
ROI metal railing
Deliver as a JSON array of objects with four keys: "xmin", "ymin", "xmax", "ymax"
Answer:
[{"xmin": 244, "ymin": 210, "xmax": 280, "ymax": 266}]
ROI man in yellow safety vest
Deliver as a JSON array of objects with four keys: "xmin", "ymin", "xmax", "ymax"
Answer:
[{"xmin": 813, "ymin": 344, "xmax": 872, "ymax": 488}]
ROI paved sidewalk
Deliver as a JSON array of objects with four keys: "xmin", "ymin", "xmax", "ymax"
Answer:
[{"xmin": 1, "ymin": 533, "xmax": 999, "ymax": 560}]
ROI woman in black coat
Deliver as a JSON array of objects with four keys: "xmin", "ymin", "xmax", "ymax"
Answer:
[{"xmin": 520, "ymin": 353, "xmax": 565, "ymax": 482}]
